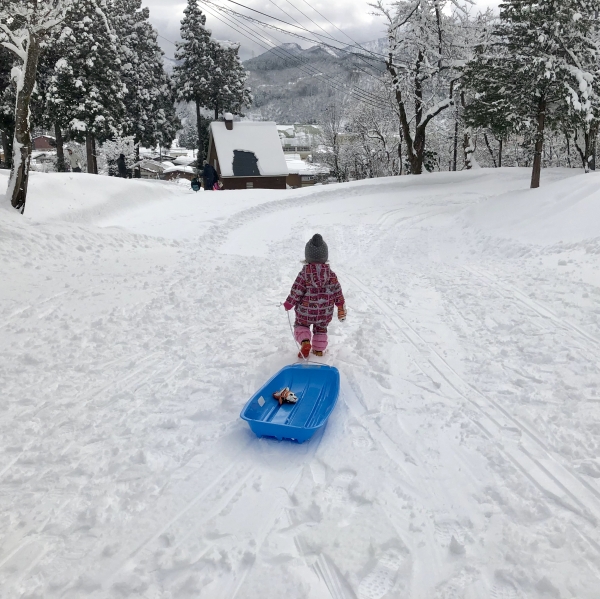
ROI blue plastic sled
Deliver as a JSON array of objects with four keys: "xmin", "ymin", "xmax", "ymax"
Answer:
[{"xmin": 240, "ymin": 363, "xmax": 340, "ymax": 443}]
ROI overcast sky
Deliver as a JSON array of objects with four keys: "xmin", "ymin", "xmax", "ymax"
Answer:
[{"xmin": 142, "ymin": 0, "xmax": 502, "ymax": 61}]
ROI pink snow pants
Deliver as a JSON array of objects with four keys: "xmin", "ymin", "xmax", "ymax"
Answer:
[{"xmin": 294, "ymin": 323, "xmax": 328, "ymax": 352}]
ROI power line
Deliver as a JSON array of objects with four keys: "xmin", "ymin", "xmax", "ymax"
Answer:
[
  {"xmin": 276, "ymin": 0, "xmax": 385, "ymax": 74},
  {"xmin": 269, "ymin": 0, "xmax": 385, "ymax": 77},
  {"xmin": 203, "ymin": 0, "xmax": 386, "ymax": 80},
  {"xmin": 157, "ymin": 33, "xmax": 177, "ymax": 46},
  {"xmin": 199, "ymin": 1, "xmax": 388, "ymax": 108},
  {"xmin": 220, "ymin": 0, "xmax": 388, "ymax": 60},
  {"xmin": 296, "ymin": 0, "xmax": 370, "ymax": 50}
]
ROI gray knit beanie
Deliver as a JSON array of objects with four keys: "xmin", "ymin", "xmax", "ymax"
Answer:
[{"xmin": 305, "ymin": 234, "xmax": 328, "ymax": 263}]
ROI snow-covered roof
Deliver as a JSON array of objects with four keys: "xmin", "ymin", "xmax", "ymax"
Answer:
[
  {"xmin": 137, "ymin": 160, "xmax": 165, "ymax": 173},
  {"xmin": 174, "ymin": 156, "xmax": 196, "ymax": 166},
  {"xmin": 210, "ymin": 121, "xmax": 288, "ymax": 177},
  {"xmin": 163, "ymin": 165, "xmax": 196, "ymax": 174},
  {"xmin": 285, "ymin": 155, "xmax": 329, "ymax": 176}
]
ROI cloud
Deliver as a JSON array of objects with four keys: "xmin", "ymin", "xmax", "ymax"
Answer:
[{"xmin": 142, "ymin": 0, "xmax": 502, "ymax": 61}]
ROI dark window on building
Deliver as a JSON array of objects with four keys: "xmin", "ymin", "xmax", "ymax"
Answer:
[{"xmin": 232, "ymin": 150, "xmax": 260, "ymax": 176}]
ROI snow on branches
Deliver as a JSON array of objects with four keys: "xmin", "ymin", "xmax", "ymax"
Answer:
[
  {"xmin": 0, "ymin": 0, "xmax": 74, "ymax": 212},
  {"xmin": 463, "ymin": 0, "xmax": 600, "ymax": 185},
  {"xmin": 372, "ymin": 0, "xmax": 480, "ymax": 174}
]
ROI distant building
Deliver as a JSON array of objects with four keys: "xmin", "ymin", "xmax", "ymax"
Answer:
[
  {"xmin": 163, "ymin": 165, "xmax": 196, "ymax": 182},
  {"xmin": 32, "ymin": 135, "xmax": 55, "ymax": 151},
  {"xmin": 137, "ymin": 160, "xmax": 166, "ymax": 180},
  {"xmin": 277, "ymin": 124, "xmax": 321, "ymax": 159},
  {"xmin": 207, "ymin": 115, "xmax": 288, "ymax": 190},
  {"xmin": 285, "ymin": 154, "xmax": 329, "ymax": 188}
]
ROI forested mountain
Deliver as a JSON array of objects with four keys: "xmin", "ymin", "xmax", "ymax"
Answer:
[{"xmin": 243, "ymin": 42, "xmax": 385, "ymax": 123}]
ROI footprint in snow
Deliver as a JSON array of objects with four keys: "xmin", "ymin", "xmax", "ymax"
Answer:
[
  {"xmin": 322, "ymin": 470, "xmax": 360, "ymax": 509},
  {"xmin": 357, "ymin": 549, "xmax": 404, "ymax": 599},
  {"xmin": 352, "ymin": 435, "xmax": 373, "ymax": 450},
  {"xmin": 434, "ymin": 518, "xmax": 470, "ymax": 552},
  {"xmin": 491, "ymin": 581, "xmax": 519, "ymax": 599}
]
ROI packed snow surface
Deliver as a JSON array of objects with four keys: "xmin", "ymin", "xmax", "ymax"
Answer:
[{"xmin": 1, "ymin": 167, "xmax": 600, "ymax": 598}]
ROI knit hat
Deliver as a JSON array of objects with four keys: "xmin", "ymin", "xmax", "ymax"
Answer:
[{"xmin": 305, "ymin": 234, "xmax": 328, "ymax": 264}]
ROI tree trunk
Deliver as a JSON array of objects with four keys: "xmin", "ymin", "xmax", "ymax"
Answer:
[
  {"xmin": 397, "ymin": 126, "xmax": 403, "ymax": 176},
  {"xmin": 1, "ymin": 130, "xmax": 11, "ymax": 169},
  {"xmin": 214, "ymin": 106, "xmax": 219, "ymax": 120},
  {"xmin": 86, "ymin": 132, "xmax": 94, "ymax": 174},
  {"xmin": 498, "ymin": 138, "xmax": 503, "ymax": 168},
  {"xmin": 411, "ymin": 128, "xmax": 424, "ymax": 175},
  {"xmin": 461, "ymin": 92, "xmax": 474, "ymax": 170},
  {"xmin": 92, "ymin": 134, "xmax": 98, "ymax": 174},
  {"xmin": 584, "ymin": 126, "xmax": 597, "ymax": 172},
  {"xmin": 55, "ymin": 124, "xmax": 66, "ymax": 172},
  {"xmin": 484, "ymin": 133, "xmax": 497, "ymax": 168},
  {"xmin": 452, "ymin": 115, "xmax": 459, "ymax": 171},
  {"xmin": 530, "ymin": 97, "xmax": 546, "ymax": 189},
  {"xmin": 134, "ymin": 143, "xmax": 141, "ymax": 178},
  {"xmin": 196, "ymin": 99, "xmax": 204, "ymax": 168},
  {"xmin": 7, "ymin": 31, "xmax": 41, "ymax": 213}
]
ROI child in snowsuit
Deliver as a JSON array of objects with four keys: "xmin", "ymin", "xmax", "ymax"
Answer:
[{"xmin": 284, "ymin": 234, "xmax": 346, "ymax": 358}]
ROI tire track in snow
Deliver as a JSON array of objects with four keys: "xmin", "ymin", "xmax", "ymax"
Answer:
[
  {"xmin": 98, "ymin": 422, "xmax": 328, "ymax": 595},
  {"xmin": 464, "ymin": 265, "xmax": 600, "ymax": 350},
  {"xmin": 459, "ymin": 266, "xmax": 600, "ymax": 502},
  {"xmin": 343, "ymin": 271, "xmax": 600, "ymax": 529}
]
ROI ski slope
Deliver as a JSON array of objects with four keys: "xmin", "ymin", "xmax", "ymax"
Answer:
[{"xmin": 1, "ymin": 167, "xmax": 600, "ymax": 598}]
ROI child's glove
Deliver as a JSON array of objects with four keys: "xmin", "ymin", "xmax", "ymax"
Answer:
[
  {"xmin": 283, "ymin": 301, "xmax": 294, "ymax": 311},
  {"xmin": 337, "ymin": 304, "xmax": 347, "ymax": 321}
]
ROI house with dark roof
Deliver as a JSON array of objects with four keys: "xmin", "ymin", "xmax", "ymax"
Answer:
[
  {"xmin": 207, "ymin": 115, "xmax": 288, "ymax": 190},
  {"xmin": 32, "ymin": 135, "xmax": 55, "ymax": 151}
]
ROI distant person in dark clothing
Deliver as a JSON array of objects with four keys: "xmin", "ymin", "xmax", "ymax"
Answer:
[
  {"xmin": 202, "ymin": 159, "xmax": 218, "ymax": 190},
  {"xmin": 117, "ymin": 154, "xmax": 128, "ymax": 178}
]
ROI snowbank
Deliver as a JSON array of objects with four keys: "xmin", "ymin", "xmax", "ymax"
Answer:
[
  {"xmin": 1, "ymin": 166, "xmax": 600, "ymax": 598},
  {"xmin": 465, "ymin": 167, "xmax": 597, "ymax": 244}
]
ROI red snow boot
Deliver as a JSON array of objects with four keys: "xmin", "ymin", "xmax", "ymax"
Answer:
[
  {"xmin": 312, "ymin": 349, "xmax": 323, "ymax": 357},
  {"xmin": 298, "ymin": 340, "xmax": 311, "ymax": 359}
]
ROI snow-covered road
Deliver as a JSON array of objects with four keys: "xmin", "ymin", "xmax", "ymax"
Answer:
[{"xmin": 1, "ymin": 168, "xmax": 599, "ymax": 598}]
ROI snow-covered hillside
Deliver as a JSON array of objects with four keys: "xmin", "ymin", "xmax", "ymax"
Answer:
[{"xmin": 1, "ymin": 168, "xmax": 600, "ymax": 598}]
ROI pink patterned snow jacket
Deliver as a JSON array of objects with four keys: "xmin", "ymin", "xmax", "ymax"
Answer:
[{"xmin": 285, "ymin": 263, "xmax": 345, "ymax": 327}]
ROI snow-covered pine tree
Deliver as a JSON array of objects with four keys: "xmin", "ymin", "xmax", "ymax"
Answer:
[
  {"xmin": 0, "ymin": 0, "xmax": 73, "ymax": 211},
  {"xmin": 0, "ymin": 43, "xmax": 14, "ymax": 169},
  {"xmin": 108, "ymin": 0, "xmax": 179, "ymax": 175},
  {"xmin": 373, "ymin": 0, "xmax": 469, "ymax": 175},
  {"xmin": 178, "ymin": 107, "xmax": 210, "ymax": 158},
  {"xmin": 33, "ymin": 34, "xmax": 69, "ymax": 171},
  {"xmin": 173, "ymin": 0, "xmax": 213, "ymax": 164},
  {"xmin": 46, "ymin": 0, "xmax": 125, "ymax": 174},
  {"xmin": 205, "ymin": 40, "xmax": 252, "ymax": 120},
  {"xmin": 465, "ymin": 0, "xmax": 600, "ymax": 187}
]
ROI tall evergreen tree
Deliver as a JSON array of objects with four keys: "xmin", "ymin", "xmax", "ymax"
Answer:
[
  {"xmin": 173, "ymin": 0, "xmax": 213, "ymax": 164},
  {"xmin": 205, "ymin": 41, "xmax": 252, "ymax": 120},
  {"xmin": 464, "ymin": 0, "xmax": 600, "ymax": 187},
  {"xmin": 34, "ymin": 35, "xmax": 69, "ymax": 171},
  {"xmin": 108, "ymin": 0, "xmax": 179, "ymax": 174},
  {"xmin": 0, "ymin": 43, "xmax": 14, "ymax": 169},
  {"xmin": 46, "ymin": 0, "xmax": 125, "ymax": 174}
]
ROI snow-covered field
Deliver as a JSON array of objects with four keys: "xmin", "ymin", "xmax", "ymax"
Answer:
[{"xmin": 1, "ymin": 167, "xmax": 600, "ymax": 598}]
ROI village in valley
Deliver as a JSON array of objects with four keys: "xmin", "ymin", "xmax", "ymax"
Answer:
[{"xmin": 17, "ymin": 121, "xmax": 330, "ymax": 189}]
